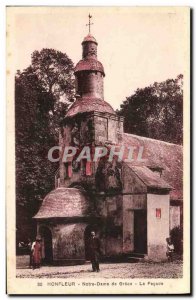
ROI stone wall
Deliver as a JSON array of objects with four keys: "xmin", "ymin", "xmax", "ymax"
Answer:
[
  {"xmin": 104, "ymin": 195, "xmax": 123, "ymax": 255},
  {"xmin": 59, "ymin": 116, "xmax": 95, "ymax": 188},
  {"xmin": 94, "ymin": 114, "xmax": 123, "ymax": 145},
  {"xmin": 38, "ymin": 222, "xmax": 87, "ymax": 263},
  {"xmin": 76, "ymin": 72, "xmax": 104, "ymax": 99},
  {"xmin": 170, "ymin": 205, "xmax": 181, "ymax": 230},
  {"xmin": 53, "ymin": 223, "xmax": 87, "ymax": 261},
  {"xmin": 94, "ymin": 115, "xmax": 108, "ymax": 143},
  {"xmin": 62, "ymin": 112, "xmax": 123, "ymax": 150},
  {"xmin": 82, "ymin": 41, "xmax": 97, "ymax": 59},
  {"xmin": 59, "ymin": 113, "xmax": 124, "ymax": 190},
  {"xmin": 123, "ymin": 194, "xmax": 146, "ymax": 253},
  {"xmin": 107, "ymin": 117, "xmax": 123, "ymax": 144},
  {"xmin": 83, "ymin": 193, "xmax": 124, "ymax": 256},
  {"xmin": 147, "ymin": 193, "xmax": 170, "ymax": 260},
  {"xmin": 122, "ymin": 163, "xmax": 147, "ymax": 194}
]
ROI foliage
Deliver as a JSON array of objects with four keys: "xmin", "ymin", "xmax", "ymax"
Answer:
[
  {"xmin": 15, "ymin": 49, "xmax": 74, "ymax": 243},
  {"xmin": 31, "ymin": 49, "xmax": 74, "ymax": 100},
  {"xmin": 117, "ymin": 74, "xmax": 183, "ymax": 144},
  {"xmin": 31, "ymin": 48, "xmax": 75, "ymax": 136},
  {"xmin": 170, "ymin": 226, "xmax": 183, "ymax": 255}
]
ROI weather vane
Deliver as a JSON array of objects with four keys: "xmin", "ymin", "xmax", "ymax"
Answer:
[{"xmin": 86, "ymin": 14, "xmax": 93, "ymax": 34}]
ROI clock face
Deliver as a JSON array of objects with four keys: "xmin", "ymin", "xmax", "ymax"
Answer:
[{"xmin": 72, "ymin": 160, "xmax": 80, "ymax": 172}]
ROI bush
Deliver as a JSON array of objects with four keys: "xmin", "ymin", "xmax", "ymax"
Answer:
[{"xmin": 170, "ymin": 226, "xmax": 183, "ymax": 255}]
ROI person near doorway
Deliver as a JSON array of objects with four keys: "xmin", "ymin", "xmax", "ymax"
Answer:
[
  {"xmin": 166, "ymin": 237, "xmax": 174, "ymax": 262},
  {"xmin": 31, "ymin": 236, "xmax": 42, "ymax": 269},
  {"xmin": 89, "ymin": 231, "xmax": 101, "ymax": 272}
]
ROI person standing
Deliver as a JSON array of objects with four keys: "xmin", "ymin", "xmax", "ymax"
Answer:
[
  {"xmin": 31, "ymin": 236, "xmax": 42, "ymax": 269},
  {"xmin": 166, "ymin": 237, "xmax": 174, "ymax": 262},
  {"xmin": 89, "ymin": 231, "xmax": 101, "ymax": 272}
]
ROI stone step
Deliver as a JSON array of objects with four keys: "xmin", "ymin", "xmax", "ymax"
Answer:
[
  {"xmin": 127, "ymin": 253, "xmax": 146, "ymax": 263},
  {"xmin": 127, "ymin": 253, "xmax": 145, "ymax": 258},
  {"xmin": 127, "ymin": 257, "xmax": 144, "ymax": 263}
]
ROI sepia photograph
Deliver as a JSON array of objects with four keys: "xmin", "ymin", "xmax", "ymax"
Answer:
[{"xmin": 6, "ymin": 6, "xmax": 190, "ymax": 294}]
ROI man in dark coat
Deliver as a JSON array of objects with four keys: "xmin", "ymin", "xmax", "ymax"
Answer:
[{"xmin": 89, "ymin": 231, "xmax": 101, "ymax": 272}]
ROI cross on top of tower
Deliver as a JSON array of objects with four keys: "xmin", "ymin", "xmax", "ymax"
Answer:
[{"xmin": 86, "ymin": 14, "xmax": 93, "ymax": 34}]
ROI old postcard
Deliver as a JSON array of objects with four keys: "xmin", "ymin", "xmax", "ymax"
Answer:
[{"xmin": 6, "ymin": 6, "xmax": 190, "ymax": 295}]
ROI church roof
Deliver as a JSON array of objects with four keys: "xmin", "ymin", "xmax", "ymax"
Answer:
[
  {"xmin": 82, "ymin": 34, "xmax": 98, "ymax": 45},
  {"xmin": 33, "ymin": 187, "xmax": 90, "ymax": 219},
  {"xmin": 130, "ymin": 165, "xmax": 171, "ymax": 190},
  {"xmin": 122, "ymin": 133, "xmax": 183, "ymax": 200},
  {"xmin": 65, "ymin": 97, "xmax": 115, "ymax": 118},
  {"xmin": 74, "ymin": 58, "xmax": 105, "ymax": 75}
]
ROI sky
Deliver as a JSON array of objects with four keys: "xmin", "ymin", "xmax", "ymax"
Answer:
[{"xmin": 9, "ymin": 7, "xmax": 189, "ymax": 109}]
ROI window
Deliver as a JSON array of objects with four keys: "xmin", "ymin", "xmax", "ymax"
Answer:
[
  {"xmin": 64, "ymin": 162, "xmax": 72, "ymax": 179},
  {"xmin": 156, "ymin": 208, "xmax": 161, "ymax": 219},
  {"xmin": 148, "ymin": 166, "xmax": 164, "ymax": 177},
  {"xmin": 86, "ymin": 161, "xmax": 92, "ymax": 176},
  {"xmin": 81, "ymin": 159, "xmax": 92, "ymax": 176}
]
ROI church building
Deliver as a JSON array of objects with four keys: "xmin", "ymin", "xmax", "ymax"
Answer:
[{"xmin": 34, "ymin": 26, "xmax": 183, "ymax": 264}]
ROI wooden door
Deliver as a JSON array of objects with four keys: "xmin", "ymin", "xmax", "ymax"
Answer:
[{"xmin": 134, "ymin": 210, "xmax": 147, "ymax": 254}]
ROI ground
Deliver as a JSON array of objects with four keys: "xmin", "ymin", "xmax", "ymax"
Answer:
[{"xmin": 16, "ymin": 256, "xmax": 182, "ymax": 279}]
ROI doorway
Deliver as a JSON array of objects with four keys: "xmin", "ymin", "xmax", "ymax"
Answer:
[
  {"xmin": 39, "ymin": 226, "xmax": 53, "ymax": 263},
  {"xmin": 134, "ymin": 210, "xmax": 147, "ymax": 254}
]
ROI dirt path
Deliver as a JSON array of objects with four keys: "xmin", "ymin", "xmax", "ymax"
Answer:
[{"xmin": 16, "ymin": 256, "xmax": 182, "ymax": 279}]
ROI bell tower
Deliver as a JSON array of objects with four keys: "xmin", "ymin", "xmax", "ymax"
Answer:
[
  {"xmin": 75, "ymin": 37, "xmax": 104, "ymax": 100},
  {"xmin": 57, "ymin": 15, "xmax": 124, "ymax": 188}
]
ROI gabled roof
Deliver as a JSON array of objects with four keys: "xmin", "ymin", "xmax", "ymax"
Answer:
[
  {"xmin": 130, "ymin": 165, "xmax": 171, "ymax": 190},
  {"xmin": 34, "ymin": 187, "xmax": 90, "ymax": 219},
  {"xmin": 122, "ymin": 133, "xmax": 183, "ymax": 200}
]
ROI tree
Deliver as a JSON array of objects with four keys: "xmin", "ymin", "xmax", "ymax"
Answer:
[
  {"xmin": 31, "ymin": 48, "xmax": 75, "ymax": 137},
  {"xmin": 31, "ymin": 48, "xmax": 74, "ymax": 101},
  {"xmin": 117, "ymin": 74, "xmax": 183, "ymax": 144},
  {"xmin": 15, "ymin": 49, "xmax": 74, "ymax": 244}
]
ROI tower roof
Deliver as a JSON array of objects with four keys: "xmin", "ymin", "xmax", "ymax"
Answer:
[
  {"xmin": 82, "ymin": 34, "xmax": 98, "ymax": 45},
  {"xmin": 33, "ymin": 187, "xmax": 90, "ymax": 219},
  {"xmin": 68, "ymin": 15, "xmax": 115, "ymax": 118},
  {"xmin": 66, "ymin": 97, "xmax": 115, "ymax": 118},
  {"xmin": 74, "ymin": 58, "xmax": 105, "ymax": 75}
]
